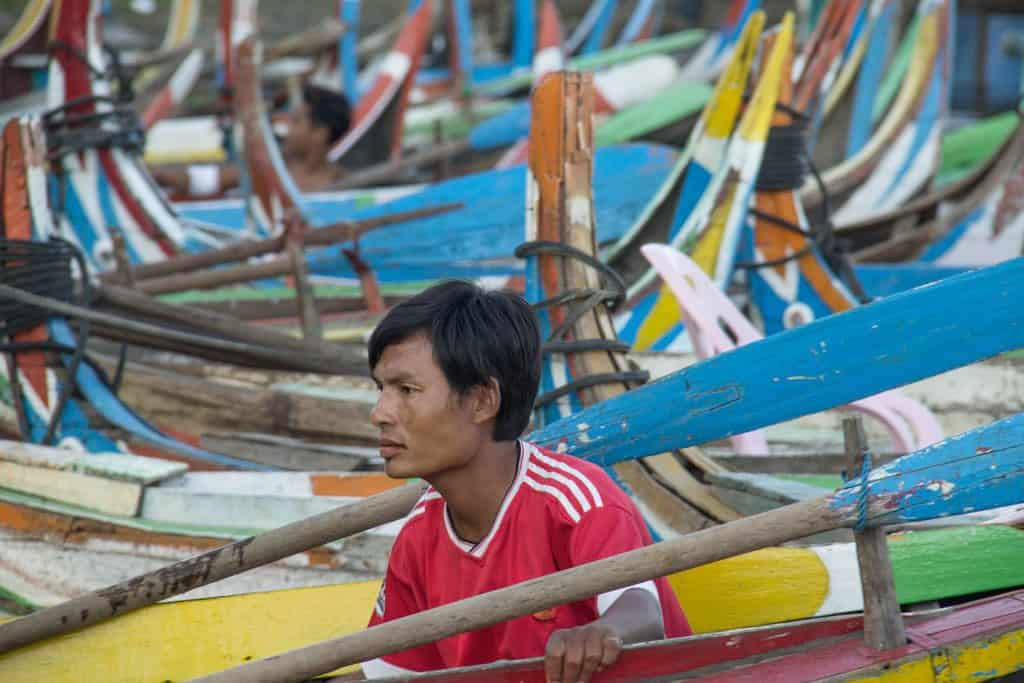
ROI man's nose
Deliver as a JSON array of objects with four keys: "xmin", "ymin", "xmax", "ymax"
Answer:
[{"xmin": 370, "ymin": 392, "xmax": 393, "ymax": 427}]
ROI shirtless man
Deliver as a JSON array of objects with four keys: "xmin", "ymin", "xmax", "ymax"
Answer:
[{"xmin": 151, "ymin": 84, "xmax": 349, "ymax": 197}]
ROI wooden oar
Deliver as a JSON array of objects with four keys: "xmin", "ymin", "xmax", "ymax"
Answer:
[
  {"xmin": 191, "ymin": 412, "xmax": 1024, "ymax": 682},
  {"xmin": 0, "ymin": 482, "xmax": 427, "ymax": 654}
]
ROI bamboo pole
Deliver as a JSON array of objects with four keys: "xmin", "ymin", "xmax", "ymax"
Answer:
[
  {"xmin": 0, "ymin": 482, "xmax": 427, "ymax": 654},
  {"xmin": 287, "ymin": 239, "xmax": 324, "ymax": 340},
  {"xmin": 192, "ymin": 498, "xmax": 840, "ymax": 683}
]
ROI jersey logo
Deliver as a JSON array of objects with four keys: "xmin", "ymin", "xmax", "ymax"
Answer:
[
  {"xmin": 375, "ymin": 584, "xmax": 386, "ymax": 617},
  {"xmin": 531, "ymin": 608, "xmax": 557, "ymax": 622}
]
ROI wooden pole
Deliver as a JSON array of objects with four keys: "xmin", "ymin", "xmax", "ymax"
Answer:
[
  {"xmin": 96, "ymin": 283, "xmax": 360, "ymax": 367},
  {"xmin": 843, "ymin": 416, "xmax": 908, "ymax": 651},
  {"xmin": 110, "ymin": 232, "xmax": 135, "ymax": 287},
  {"xmin": 0, "ymin": 482, "xmax": 427, "ymax": 654},
  {"xmin": 0, "ymin": 283, "xmax": 352, "ymax": 375},
  {"xmin": 285, "ymin": 228, "xmax": 323, "ymax": 341},
  {"xmin": 330, "ymin": 139, "xmax": 470, "ymax": 190},
  {"xmin": 134, "ymin": 254, "xmax": 299, "ymax": 295},
  {"xmin": 109, "ymin": 203, "xmax": 461, "ymax": 283},
  {"xmin": 191, "ymin": 498, "xmax": 841, "ymax": 683}
]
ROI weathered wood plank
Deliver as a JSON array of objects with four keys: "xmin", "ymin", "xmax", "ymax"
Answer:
[
  {"xmin": 94, "ymin": 357, "xmax": 377, "ymax": 445},
  {"xmin": 0, "ymin": 440, "xmax": 186, "ymax": 484},
  {"xmin": 0, "ymin": 461, "xmax": 143, "ymax": 517},
  {"xmin": 197, "ymin": 433, "xmax": 381, "ymax": 472},
  {"xmin": 710, "ymin": 452, "xmax": 900, "ymax": 474}
]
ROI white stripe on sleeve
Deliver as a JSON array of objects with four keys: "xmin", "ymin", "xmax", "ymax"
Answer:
[
  {"xmin": 362, "ymin": 657, "xmax": 418, "ymax": 679},
  {"xmin": 596, "ymin": 580, "xmax": 660, "ymax": 615}
]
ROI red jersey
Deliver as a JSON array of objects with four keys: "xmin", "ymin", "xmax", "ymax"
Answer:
[{"xmin": 362, "ymin": 441, "xmax": 691, "ymax": 676}]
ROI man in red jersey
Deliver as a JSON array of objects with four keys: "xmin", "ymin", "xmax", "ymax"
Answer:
[{"xmin": 351, "ymin": 280, "xmax": 691, "ymax": 682}]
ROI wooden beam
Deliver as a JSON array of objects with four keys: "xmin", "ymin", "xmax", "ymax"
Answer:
[
  {"xmin": 330, "ymin": 140, "xmax": 470, "ymax": 190},
  {"xmin": 89, "ymin": 354, "xmax": 378, "ymax": 444},
  {"xmin": 710, "ymin": 452, "xmax": 900, "ymax": 474},
  {"xmin": 109, "ymin": 203, "xmax": 460, "ymax": 284},
  {"xmin": 97, "ymin": 283, "xmax": 364, "ymax": 372},
  {"xmin": 286, "ymin": 240, "xmax": 323, "ymax": 341},
  {"xmin": 843, "ymin": 415, "xmax": 908, "ymax": 651}
]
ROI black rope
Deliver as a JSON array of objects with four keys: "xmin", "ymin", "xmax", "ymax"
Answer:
[
  {"xmin": 517, "ymin": 240, "xmax": 649, "ymax": 410},
  {"xmin": 0, "ymin": 240, "xmax": 78, "ymax": 337},
  {"xmin": 0, "ymin": 237, "xmax": 95, "ymax": 444},
  {"xmin": 535, "ymin": 372, "xmax": 651, "ymax": 407},
  {"xmin": 732, "ymin": 100, "xmax": 871, "ymax": 304},
  {"xmin": 755, "ymin": 120, "xmax": 811, "ymax": 191},
  {"xmin": 43, "ymin": 41, "xmax": 145, "ymax": 158}
]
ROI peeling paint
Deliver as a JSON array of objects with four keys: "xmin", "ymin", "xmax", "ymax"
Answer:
[{"xmin": 926, "ymin": 481, "xmax": 956, "ymax": 495}]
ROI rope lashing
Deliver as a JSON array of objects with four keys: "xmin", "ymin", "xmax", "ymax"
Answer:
[
  {"xmin": 733, "ymin": 100, "xmax": 870, "ymax": 304},
  {"xmin": 515, "ymin": 240, "xmax": 649, "ymax": 410},
  {"xmin": 841, "ymin": 447, "xmax": 874, "ymax": 532}
]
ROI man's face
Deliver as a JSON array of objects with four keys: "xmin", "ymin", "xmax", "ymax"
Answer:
[
  {"xmin": 370, "ymin": 334, "xmax": 484, "ymax": 480},
  {"xmin": 284, "ymin": 103, "xmax": 319, "ymax": 157}
]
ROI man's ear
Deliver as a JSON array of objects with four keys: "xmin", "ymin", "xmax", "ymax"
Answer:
[{"xmin": 471, "ymin": 378, "xmax": 502, "ymax": 425}]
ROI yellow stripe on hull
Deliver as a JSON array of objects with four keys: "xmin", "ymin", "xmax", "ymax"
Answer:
[
  {"xmin": 632, "ymin": 284, "xmax": 686, "ymax": 350},
  {"xmin": 0, "ymin": 581, "xmax": 381, "ymax": 682},
  {"xmin": 843, "ymin": 627, "xmax": 1024, "ymax": 682},
  {"xmin": 669, "ymin": 546, "xmax": 829, "ymax": 633}
]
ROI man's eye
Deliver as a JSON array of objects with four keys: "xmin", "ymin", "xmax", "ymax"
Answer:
[{"xmin": 400, "ymin": 385, "xmax": 416, "ymax": 395}]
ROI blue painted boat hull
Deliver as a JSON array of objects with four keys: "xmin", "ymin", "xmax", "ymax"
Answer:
[{"xmin": 529, "ymin": 258, "xmax": 1024, "ymax": 464}]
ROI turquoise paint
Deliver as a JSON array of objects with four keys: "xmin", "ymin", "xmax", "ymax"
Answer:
[{"xmin": 831, "ymin": 410, "xmax": 1024, "ymax": 525}]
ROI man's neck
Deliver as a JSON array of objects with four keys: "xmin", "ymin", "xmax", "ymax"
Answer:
[
  {"xmin": 432, "ymin": 440, "xmax": 521, "ymax": 544},
  {"xmin": 287, "ymin": 148, "xmax": 336, "ymax": 192}
]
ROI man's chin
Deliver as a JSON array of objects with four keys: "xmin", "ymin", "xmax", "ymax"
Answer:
[{"xmin": 384, "ymin": 458, "xmax": 422, "ymax": 480}]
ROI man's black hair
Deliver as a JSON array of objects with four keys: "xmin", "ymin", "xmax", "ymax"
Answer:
[
  {"xmin": 368, "ymin": 280, "xmax": 542, "ymax": 441},
  {"xmin": 303, "ymin": 84, "xmax": 351, "ymax": 146}
]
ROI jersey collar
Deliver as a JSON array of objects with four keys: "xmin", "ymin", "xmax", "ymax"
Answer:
[{"xmin": 443, "ymin": 440, "xmax": 529, "ymax": 559}]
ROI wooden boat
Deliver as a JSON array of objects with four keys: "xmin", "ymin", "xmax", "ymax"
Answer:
[
  {"xmin": 327, "ymin": 0, "xmax": 433, "ymax": 167},
  {"xmin": 0, "ymin": 440, "xmax": 405, "ymax": 607},
  {"xmin": 2, "ymin": 522, "xmax": 1022, "ymax": 681},
  {"xmin": 610, "ymin": 10, "xmax": 764, "ymax": 351},
  {"xmin": 613, "ymin": 8, "xmax": 786, "ymax": 352},
  {"xmin": 0, "ymin": 0, "xmax": 50, "ymax": 103},
  {"xmin": 566, "ymin": 0, "xmax": 617, "ymax": 56},
  {"xmin": 844, "ymin": 111, "xmax": 1024, "ymax": 267},
  {"xmin": 42, "ymin": 390, "xmax": 1020, "ymax": 681},
  {"xmin": 5, "ymin": 70, "xmax": 1024, "ymax": 681},
  {"xmin": 800, "ymin": 0, "xmax": 952, "ymax": 225},
  {"xmin": 467, "ymin": 1, "xmax": 761, "ymax": 160}
]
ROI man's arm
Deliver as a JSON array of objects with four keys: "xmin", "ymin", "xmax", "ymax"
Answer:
[
  {"xmin": 150, "ymin": 164, "xmax": 240, "ymax": 197},
  {"xmin": 544, "ymin": 587, "xmax": 663, "ymax": 683}
]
